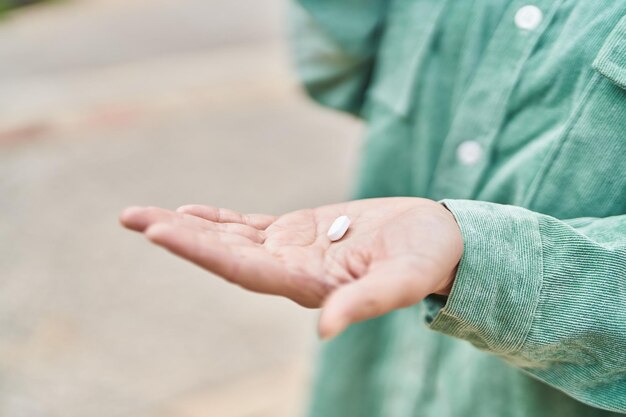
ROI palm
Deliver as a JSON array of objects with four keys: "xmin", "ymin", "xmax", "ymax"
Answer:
[{"xmin": 120, "ymin": 197, "xmax": 462, "ymax": 338}]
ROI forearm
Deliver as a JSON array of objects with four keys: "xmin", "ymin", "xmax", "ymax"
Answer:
[{"xmin": 425, "ymin": 200, "xmax": 626, "ymax": 412}]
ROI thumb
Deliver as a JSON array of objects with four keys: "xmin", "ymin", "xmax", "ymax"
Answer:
[{"xmin": 318, "ymin": 259, "xmax": 433, "ymax": 340}]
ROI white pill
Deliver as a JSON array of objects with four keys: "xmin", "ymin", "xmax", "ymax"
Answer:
[{"xmin": 327, "ymin": 215, "xmax": 351, "ymax": 242}]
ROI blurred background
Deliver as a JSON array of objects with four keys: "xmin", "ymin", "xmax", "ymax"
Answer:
[{"xmin": 0, "ymin": 1, "xmax": 361, "ymax": 416}]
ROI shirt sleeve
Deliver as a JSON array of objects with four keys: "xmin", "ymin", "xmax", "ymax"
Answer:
[
  {"xmin": 287, "ymin": 0, "xmax": 388, "ymax": 116},
  {"xmin": 424, "ymin": 199, "xmax": 626, "ymax": 413}
]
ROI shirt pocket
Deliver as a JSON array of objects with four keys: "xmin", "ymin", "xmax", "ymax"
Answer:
[
  {"xmin": 525, "ymin": 15, "xmax": 626, "ymax": 219},
  {"xmin": 592, "ymin": 14, "xmax": 626, "ymax": 90}
]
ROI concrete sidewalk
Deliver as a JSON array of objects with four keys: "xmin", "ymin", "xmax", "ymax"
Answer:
[
  {"xmin": 0, "ymin": 0, "xmax": 286, "ymax": 140},
  {"xmin": 0, "ymin": 1, "xmax": 362, "ymax": 416}
]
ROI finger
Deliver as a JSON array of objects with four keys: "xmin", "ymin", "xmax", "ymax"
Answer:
[
  {"xmin": 120, "ymin": 206, "xmax": 153, "ymax": 231},
  {"xmin": 318, "ymin": 259, "xmax": 430, "ymax": 340},
  {"xmin": 120, "ymin": 206, "xmax": 264, "ymax": 243},
  {"xmin": 144, "ymin": 223, "xmax": 289, "ymax": 296},
  {"xmin": 177, "ymin": 204, "xmax": 276, "ymax": 230},
  {"xmin": 120, "ymin": 206, "xmax": 204, "ymax": 232}
]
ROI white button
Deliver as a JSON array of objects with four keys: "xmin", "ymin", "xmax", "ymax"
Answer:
[
  {"xmin": 457, "ymin": 141, "xmax": 483, "ymax": 166},
  {"xmin": 515, "ymin": 5, "xmax": 543, "ymax": 30}
]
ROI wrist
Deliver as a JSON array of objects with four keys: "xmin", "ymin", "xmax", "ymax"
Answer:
[{"xmin": 436, "ymin": 201, "xmax": 462, "ymax": 296}]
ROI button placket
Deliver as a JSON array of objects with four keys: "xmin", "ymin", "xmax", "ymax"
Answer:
[{"xmin": 428, "ymin": 0, "xmax": 561, "ymax": 201}]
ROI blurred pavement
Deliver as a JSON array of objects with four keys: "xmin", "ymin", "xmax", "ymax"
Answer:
[{"xmin": 0, "ymin": 1, "xmax": 361, "ymax": 416}]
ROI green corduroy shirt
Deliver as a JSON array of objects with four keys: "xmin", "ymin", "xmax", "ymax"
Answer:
[{"xmin": 289, "ymin": 1, "xmax": 626, "ymax": 416}]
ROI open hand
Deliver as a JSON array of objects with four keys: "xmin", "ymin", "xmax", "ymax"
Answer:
[{"xmin": 120, "ymin": 198, "xmax": 463, "ymax": 339}]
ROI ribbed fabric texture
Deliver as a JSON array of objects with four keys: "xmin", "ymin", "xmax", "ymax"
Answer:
[
  {"xmin": 289, "ymin": 1, "xmax": 626, "ymax": 416},
  {"xmin": 593, "ymin": 14, "xmax": 626, "ymax": 90},
  {"xmin": 431, "ymin": 200, "xmax": 543, "ymax": 354},
  {"xmin": 436, "ymin": 201, "xmax": 626, "ymax": 412}
]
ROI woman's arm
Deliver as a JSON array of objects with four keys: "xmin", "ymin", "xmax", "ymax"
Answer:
[
  {"xmin": 288, "ymin": 0, "xmax": 388, "ymax": 116},
  {"xmin": 119, "ymin": 197, "xmax": 626, "ymax": 412},
  {"xmin": 425, "ymin": 200, "xmax": 626, "ymax": 413}
]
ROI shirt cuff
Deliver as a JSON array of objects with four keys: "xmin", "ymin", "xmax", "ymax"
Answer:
[{"xmin": 426, "ymin": 199, "xmax": 544, "ymax": 354}]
